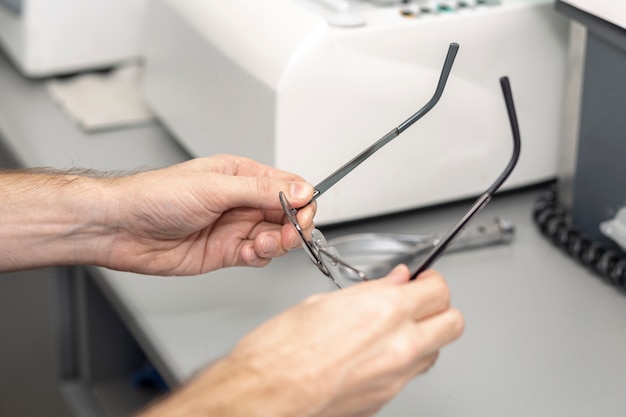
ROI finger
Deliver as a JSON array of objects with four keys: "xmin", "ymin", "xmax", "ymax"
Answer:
[
  {"xmin": 381, "ymin": 266, "xmax": 439, "ymax": 286},
  {"xmin": 253, "ymin": 230, "xmax": 290, "ymax": 259},
  {"xmin": 381, "ymin": 264, "xmax": 412, "ymax": 285},
  {"xmin": 281, "ymin": 223, "xmax": 305, "ymax": 251},
  {"xmin": 367, "ymin": 266, "xmax": 451, "ymax": 322},
  {"xmin": 281, "ymin": 203, "xmax": 317, "ymax": 250},
  {"xmin": 263, "ymin": 200, "xmax": 316, "ymax": 228},
  {"xmin": 411, "ymin": 308, "xmax": 465, "ymax": 356},
  {"xmin": 409, "ymin": 351, "xmax": 440, "ymax": 378},
  {"xmin": 242, "ymin": 214, "xmax": 302, "ymax": 255},
  {"xmin": 239, "ymin": 213, "xmax": 302, "ymax": 253},
  {"xmin": 412, "ymin": 271, "xmax": 453, "ymax": 320},
  {"xmin": 240, "ymin": 240, "xmax": 273, "ymax": 267},
  {"xmin": 296, "ymin": 202, "xmax": 317, "ymax": 230},
  {"xmin": 215, "ymin": 175, "xmax": 314, "ymax": 211},
  {"xmin": 213, "ymin": 154, "xmax": 308, "ymax": 183}
]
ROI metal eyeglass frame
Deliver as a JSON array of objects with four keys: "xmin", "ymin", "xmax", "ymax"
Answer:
[{"xmin": 280, "ymin": 44, "xmax": 521, "ymax": 287}]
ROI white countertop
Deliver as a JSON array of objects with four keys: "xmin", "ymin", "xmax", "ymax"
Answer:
[{"xmin": 2, "ymin": 48, "xmax": 626, "ymax": 416}]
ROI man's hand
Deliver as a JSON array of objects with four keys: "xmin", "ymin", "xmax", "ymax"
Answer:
[
  {"xmin": 0, "ymin": 155, "xmax": 314, "ymax": 274},
  {"xmin": 140, "ymin": 266, "xmax": 464, "ymax": 417},
  {"xmin": 105, "ymin": 154, "xmax": 316, "ymax": 275}
]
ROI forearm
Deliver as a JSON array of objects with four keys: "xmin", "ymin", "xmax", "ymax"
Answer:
[
  {"xmin": 0, "ymin": 169, "xmax": 117, "ymax": 271},
  {"xmin": 138, "ymin": 357, "xmax": 306, "ymax": 417}
]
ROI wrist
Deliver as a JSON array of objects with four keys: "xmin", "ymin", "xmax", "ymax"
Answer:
[
  {"xmin": 139, "ymin": 355, "xmax": 320, "ymax": 417},
  {"xmin": 0, "ymin": 170, "xmax": 117, "ymax": 270}
]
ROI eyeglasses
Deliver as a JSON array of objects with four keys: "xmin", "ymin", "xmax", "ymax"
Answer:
[{"xmin": 280, "ymin": 43, "xmax": 521, "ymax": 289}]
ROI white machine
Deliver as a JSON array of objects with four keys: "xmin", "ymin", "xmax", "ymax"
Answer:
[
  {"xmin": 142, "ymin": 0, "xmax": 570, "ymax": 224},
  {"xmin": 0, "ymin": 0, "xmax": 146, "ymax": 77},
  {"xmin": 561, "ymin": 0, "xmax": 626, "ymax": 29}
]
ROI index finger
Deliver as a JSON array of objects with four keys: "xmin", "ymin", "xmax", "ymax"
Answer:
[
  {"xmin": 218, "ymin": 154, "xmax": 308, "ymax": 182},
  {"xmin": 382, "ymin": 266, "xmax": 452, "ymax": 321}
]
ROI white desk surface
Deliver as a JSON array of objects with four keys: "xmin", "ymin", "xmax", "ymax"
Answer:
[{"xmin": 2, "ymin": 49, "xmax": 626, "ymax": 416}]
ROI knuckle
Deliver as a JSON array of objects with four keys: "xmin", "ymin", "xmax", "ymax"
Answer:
[
  {"xmin": 436, "ymin": 283, "xmax": 452, "ymax": 310},
  {"xmin": 366, "ymin": 302, "xmax": 395, "ymax": 326},
  {"xmin": 376, "ymin": 289, "xmax": 409, "ymax": 320},
  {"xmin": 414, "ymin": 284, "xmax": 451, "ymax": 316},
  {"xmin": 389, "ymin": 335, "xmax": 421, "ymax": 363},
  {"xmin": 255, "ymin": 176, "xmax": 273, "ymax": 196},
  {"xmin": 446, "ymin": 308, "xmax": 466, "ymax": 337},
  {"xmin": 420, "ymin": 351, "xmax": 440, "ymax": 374},
  {"xmin": 426, "ymin": 273, "xmax": 451, "ymax": 309}
]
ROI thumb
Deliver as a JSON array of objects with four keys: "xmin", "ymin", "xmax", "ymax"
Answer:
[
  {"xmin": 382, "ymin": 264, "xmax": 412, "ymax": 285},
  {"xmin": 215, "ymin": 175, "xmax": 314, "ymax": 210}
]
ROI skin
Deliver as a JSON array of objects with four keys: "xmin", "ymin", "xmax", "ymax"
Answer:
[
  {"xmin": 0, "ymin": 154, "xmax": 464, "ymax": 417},
  {"xmin": 139, "ymin": 266, "xmax": 463, "ymax": 417},
  {"xmin": 1, "ymin": 154, "xmax": 316, "ymax": 274}
]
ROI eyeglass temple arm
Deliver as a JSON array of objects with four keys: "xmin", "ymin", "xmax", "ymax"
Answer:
[
  {"xmin": 309, "ymin": 42, "xmax": 460, "ymax": 203},
  {"xmin": 410, "ymin": 76, "xmax": 521, "ymax": 280}
]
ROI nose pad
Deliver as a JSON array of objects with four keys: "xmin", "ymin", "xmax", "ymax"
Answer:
[
  {"xmin": 311, "ymin": 229, "xmax": 329, "ymax": 251},
  {"xmin": 326, "ymin": 246, "xmax": 341, "ymax": 267}
]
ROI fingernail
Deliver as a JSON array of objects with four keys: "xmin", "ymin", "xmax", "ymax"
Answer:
[
  {"xmin": 290, "ymin": 182, "xmax": 312, "ymax": 200},
  {"xmin": 389, "ymin": 264, "xmax": 411, "ymax": 283},
  {"xmin": 289, "ymin": 234, "xmax": 302, "ymax": 250},
  {"xmin": 262, "ymin": 236, "xmax": 278, "ymax": 255},
  {"xmin": 245, "ymin": 246, "xmax": 259, "ymax": 264}
]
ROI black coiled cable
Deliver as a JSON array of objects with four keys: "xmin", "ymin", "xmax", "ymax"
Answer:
[{"xmin": 533, "ymin": 187, "xmax": 626, "ymax": 289}]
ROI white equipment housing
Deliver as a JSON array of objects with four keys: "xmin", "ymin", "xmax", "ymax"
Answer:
[
  {"xmin": 142, "ymin": 0, "xmax": 570, "ymax": 224},
  {"xmin": 0, "ymin": 0, "xmax": 146, "ymax": 77}
]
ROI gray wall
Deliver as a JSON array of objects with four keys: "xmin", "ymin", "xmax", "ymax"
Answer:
[{"xmin": 0, "ymin": 137, "xmax": 74, "ymax": 416}]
